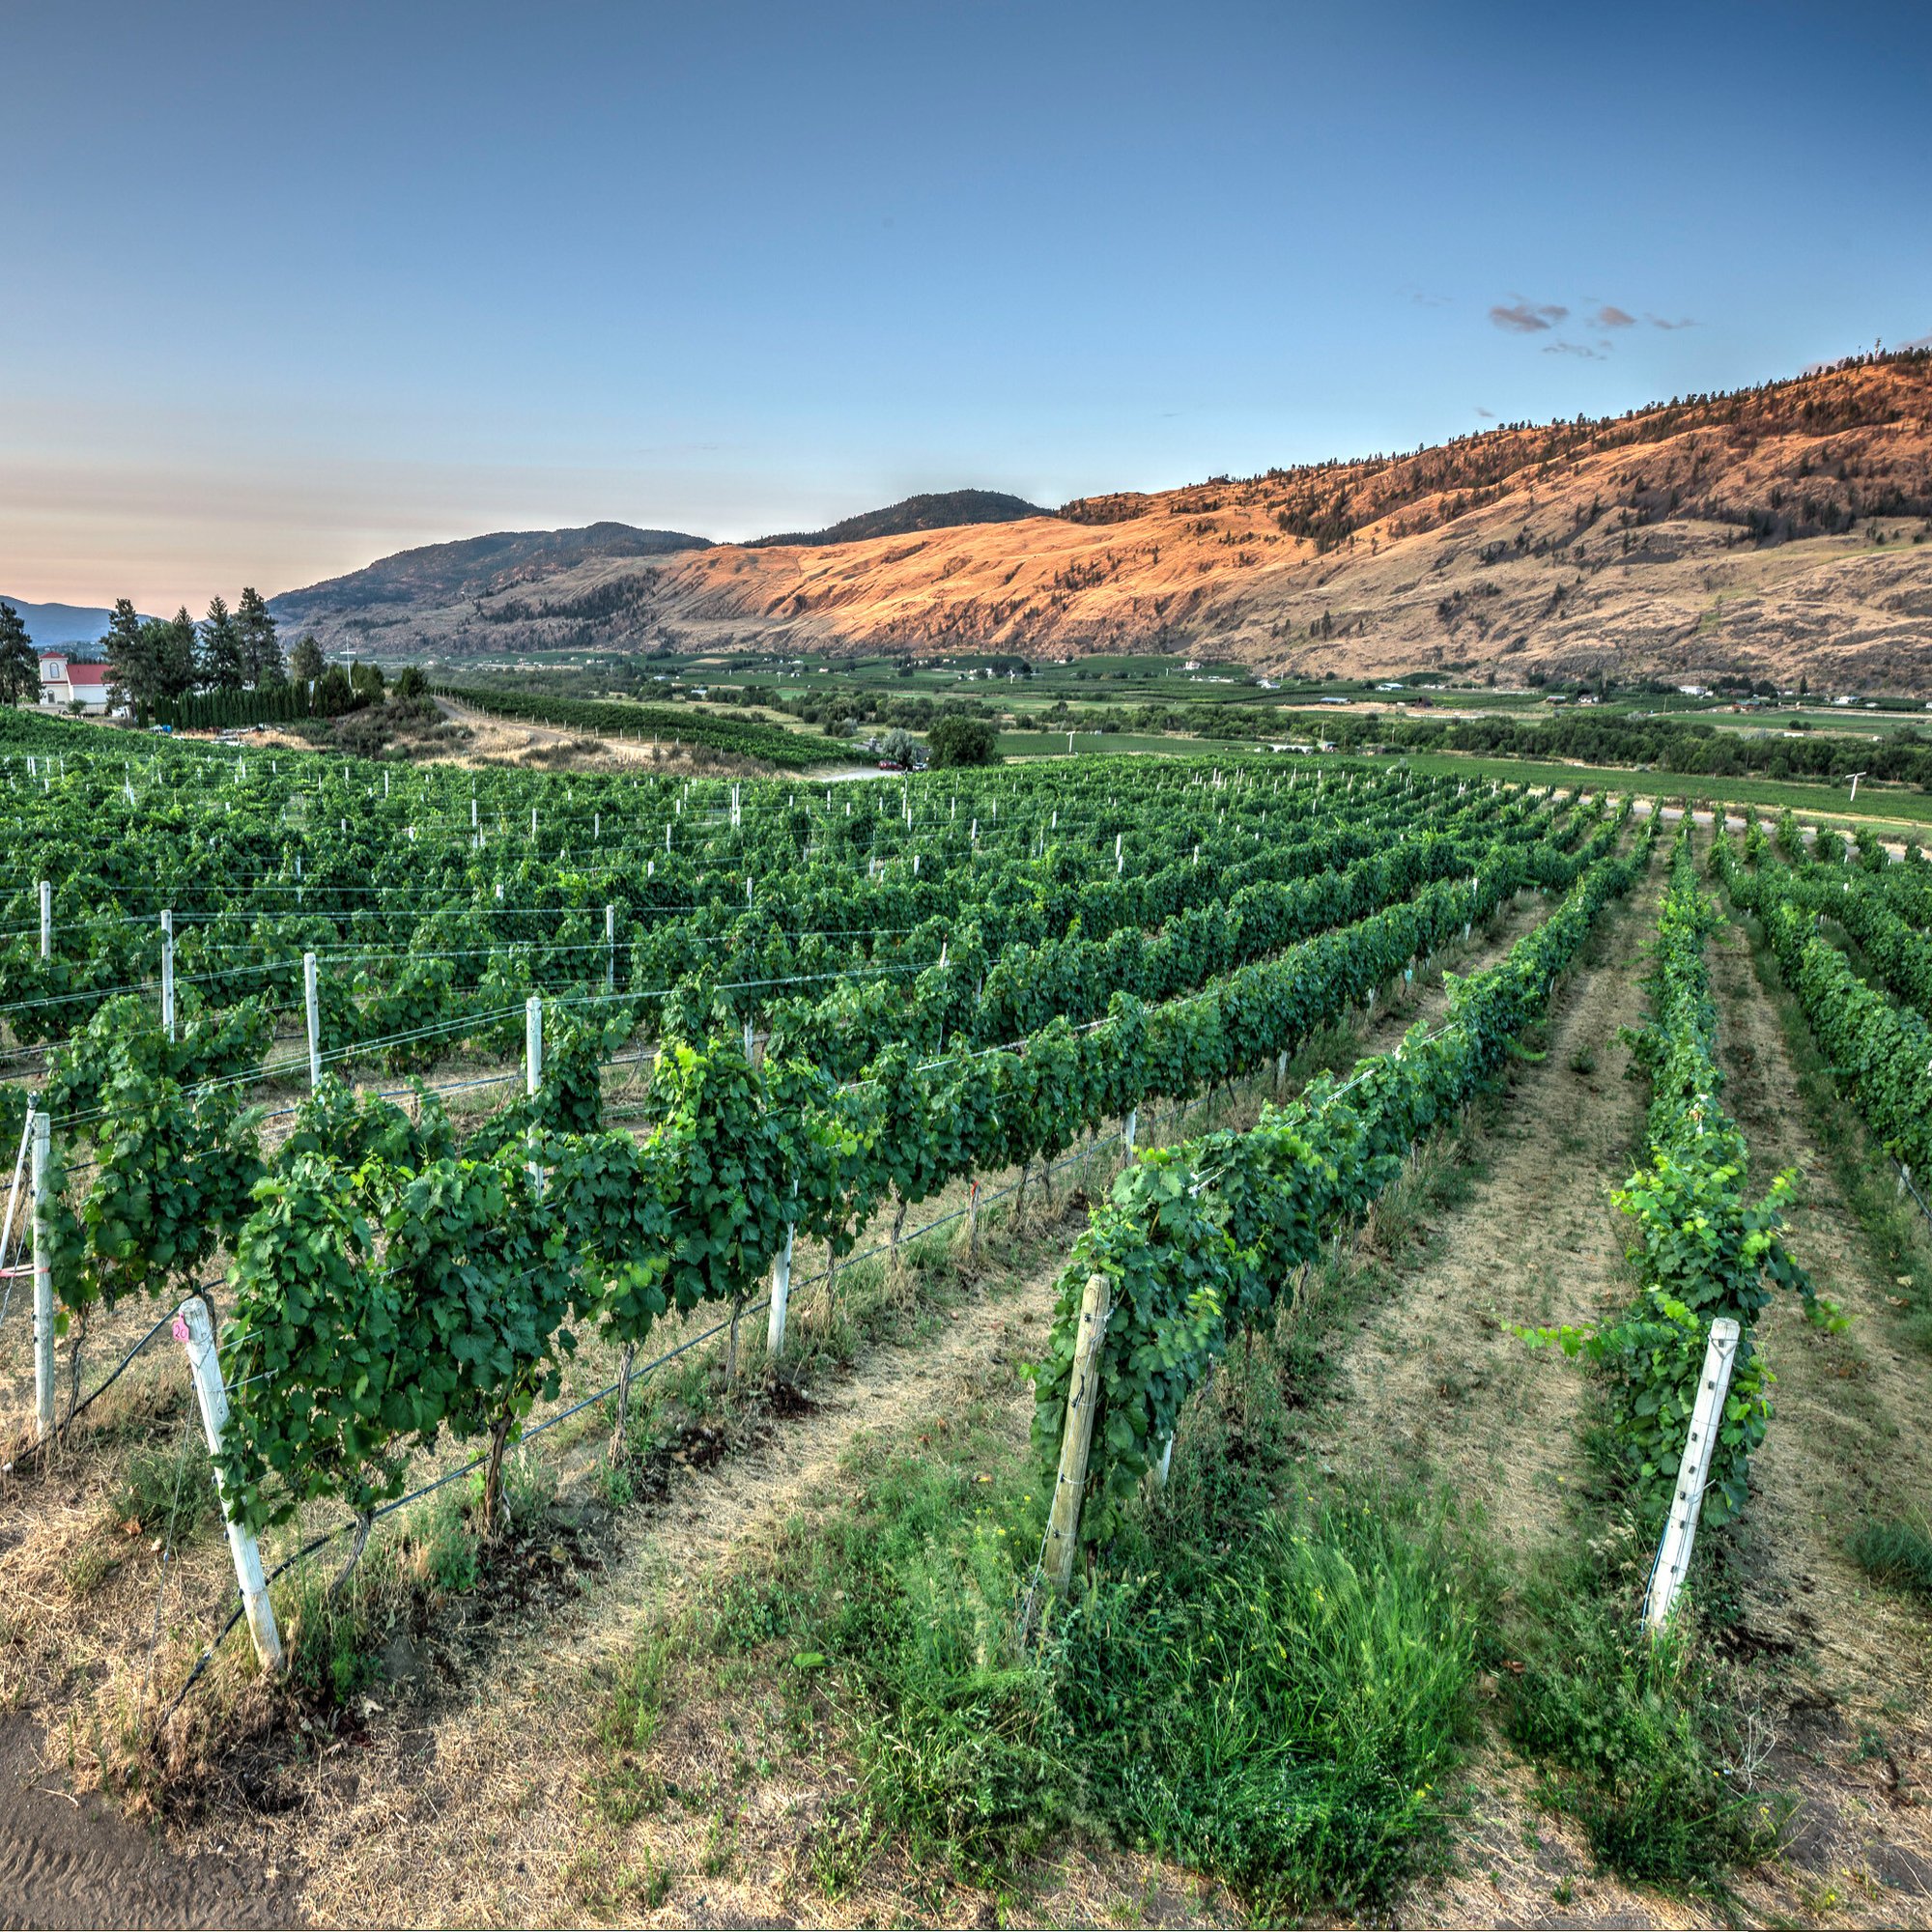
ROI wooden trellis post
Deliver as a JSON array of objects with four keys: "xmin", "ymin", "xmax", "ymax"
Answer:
[{"xmin": 1043, "ymin": 1271, "xmax": 1111, "ymax": 1593}]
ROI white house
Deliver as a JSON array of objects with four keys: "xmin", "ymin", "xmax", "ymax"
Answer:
[{"xmin": 38, "ymin": 651, "xmax": 114, "ymax": 714}]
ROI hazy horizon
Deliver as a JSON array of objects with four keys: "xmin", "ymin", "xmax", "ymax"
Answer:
[{"xmin": 6, "ymin": 0, "xmax": 1929, "ymax": 612}]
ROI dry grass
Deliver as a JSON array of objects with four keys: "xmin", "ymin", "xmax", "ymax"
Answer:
[
  {"xmin": 1311, "ymin": 866, "xmax": 1658, "ymax": 1553},
  {"xmin": 430, "ymin": 701, "xmax": 774, "ymax": 778}
]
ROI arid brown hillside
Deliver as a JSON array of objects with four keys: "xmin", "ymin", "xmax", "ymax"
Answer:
[{"xmin": 294, "ymin": 352, "xmax": 1932, "ymax": 690}]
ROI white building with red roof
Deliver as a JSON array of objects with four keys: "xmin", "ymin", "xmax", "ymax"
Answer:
[{"xmin": 38, "ymin": 651, "xmax": 115, "ymax": 714}]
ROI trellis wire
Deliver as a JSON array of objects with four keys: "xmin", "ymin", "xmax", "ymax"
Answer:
[{"xmin": 149, "ymin": 1067, "xmax": 1252, "ymax": 1722}]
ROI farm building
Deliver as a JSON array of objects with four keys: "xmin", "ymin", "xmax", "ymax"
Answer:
[{"xmin": 38, "ymin": 651, "xmax": 114, "ymax": 713}]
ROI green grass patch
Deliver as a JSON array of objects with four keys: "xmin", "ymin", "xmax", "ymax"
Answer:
[
  {"xmin": 585, "ymin": 1639, "xmax": 672, "ymax": 1824},
  {"xmin": 706, "ymin": 1397, "xmax": 1062, "ymax": 1887},
  {"xmin": 113, "ymin": 1432, "xmax": 219, "ymax": 1544},
  {"xmin": 1848, "ymin": 1519, "xmax": 1932, "ymax": 1604},
  {"xmin": 1061, "ymin": 1491, "xmax": 1476, "ymax": 1918},
  {"xmin": 679, "ymin": 1322, "xmax": 1482, "ymax": 1916},
  {"xmin": 995, "ymin": 729, "xmax": 1213, "ymax": 758}
]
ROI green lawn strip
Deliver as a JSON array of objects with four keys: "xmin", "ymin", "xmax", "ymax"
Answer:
[{"xmin": 995, "ymin": 729, "xmax": 1217, "ymax": 758}]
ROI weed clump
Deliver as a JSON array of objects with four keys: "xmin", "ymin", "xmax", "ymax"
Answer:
[
  {"xmin": 1056, "ymin": 1499, "xmax": 1474, "ymax": 1918},
  {"xmin": 1497, "ymin": 1548, "xmax": 1786, "ymax": 1889},
  {"xmin": 696, "ymin": 1342, "xmax": 1481, "ymax": 1915},
  {"xmin": 1849, "ymin": 1518, "xmax": 1932, "ymax": 1602}
]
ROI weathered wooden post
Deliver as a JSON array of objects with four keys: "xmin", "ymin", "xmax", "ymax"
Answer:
[{"xmin": 1043, "ymin": 1271, "xmax": 1111, "ymax": 1593}]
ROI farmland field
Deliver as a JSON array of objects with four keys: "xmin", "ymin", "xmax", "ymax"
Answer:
[{"xmin": 6, "ymin": 708, "xmax": 1932, "ymax": 1928}]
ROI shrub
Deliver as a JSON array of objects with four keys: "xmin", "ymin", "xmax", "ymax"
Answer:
[{"xmin": 929, "ymin": 716, "xmax": 1001, "ymax": 767}]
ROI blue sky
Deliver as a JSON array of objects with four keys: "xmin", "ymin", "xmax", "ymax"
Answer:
[{"xmin": 5, "ymin": 0, "xmax": 1928, "ymax": 610}]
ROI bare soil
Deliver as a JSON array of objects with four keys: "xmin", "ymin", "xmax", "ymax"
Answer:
[
  {"xmin": 429, "ymin": 698, "xmax": 790, "ymax": 778},
  {"xmin": 0, "ymin": 1713, "xmax": 292, "ymax": 1931}
]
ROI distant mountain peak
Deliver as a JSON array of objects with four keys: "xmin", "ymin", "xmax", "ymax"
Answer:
[
  {"xmin": 746, "ymin": 489, "xmax": 1050, "ymax": 549},
  {"xmin": 240, "ymin": 355, "xmax": 1932, "ymax": 690},
  {"xmin": 0, "ymin": 597, "xmax": 140, "ymax": 645},
  {"xmin": 269, "ymin": 522, "xmax": 711, "ymax": 618}
]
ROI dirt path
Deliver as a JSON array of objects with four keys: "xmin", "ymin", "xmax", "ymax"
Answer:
[
  {"xmin": 1309, "ymin": 865, "xmax": 1661, "ymax": 1551},
  {"xmin": 1299, "ymin": 858, "xmax": 1735, "ymax": 1929},
  {"xmin": 431, "ymin": 696, "xmax": 854, "ymax": 777},
  {"xmin": 431, "ymin": 696, "xmax": 665, "ymax": 770},
  {"xmin": 0, "ymin": 1714, "xmax": 293, "ymax": 1931},
  {"xmin": 268, "ymin": 1252, "xmax": 1057, "ymax": 1929}
]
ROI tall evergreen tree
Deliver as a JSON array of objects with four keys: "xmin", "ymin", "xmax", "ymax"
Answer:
[
  {"xmin": 198, "ymin": 593, "xmax": 245, "ymax": 689},
  {"xmin": 0, "ymin": 602, "xmax": 38, "ymax": 706},
  {"xmin": 288, "ymin": 635, "xmax": 325, "ymax": 685},
  {"xmin": 235, "ymin": 585, "xmax": 283, "ymax": 685},
  {"xmin": 103, "ymin": 598, "xmax": 155, "ymax": 705},
  {"xmin": 150, "ymin": 609, "xmax": 199, "ymax": 700}
]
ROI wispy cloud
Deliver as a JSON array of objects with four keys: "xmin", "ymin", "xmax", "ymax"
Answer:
[
  {"xmin": 1490, "ymin": 297, "xmax": 1569, "ymax": 333},
  {"xmin": 1474, "ymin": 407, "xmax": 1495, "ymax": 419},
  {"xmin": 1406, "ymin": 287, "xmax": 1454, "ymax": 309},
  {"xmin": 1491, "ymin": 297, "xmax": 1696, "ymax": 351}
]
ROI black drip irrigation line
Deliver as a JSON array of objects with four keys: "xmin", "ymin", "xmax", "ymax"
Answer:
[
  {"xmin": 155, "ymin": 1298, "xmax": 757, "ymax": 1727},
  {"xmin": 1894, "ymin": 1156, "xmax": 1932, "ymax": 1235}
]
